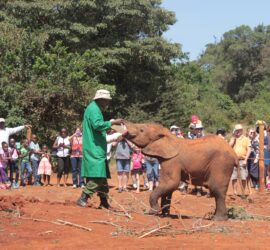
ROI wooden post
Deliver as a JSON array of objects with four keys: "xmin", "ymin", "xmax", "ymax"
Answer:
[{"xmin": 258, "ymin": 121, "xmax": 265, "ymax": 192}]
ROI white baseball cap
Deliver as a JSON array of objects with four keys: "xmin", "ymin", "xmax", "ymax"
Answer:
[
  {"xmin": 0, "ymin": 118, "xmax": 5, "ymax": 123},
  {"xmin": 93, "ymin": 89, "xmax": 112, "ymax": 100}
]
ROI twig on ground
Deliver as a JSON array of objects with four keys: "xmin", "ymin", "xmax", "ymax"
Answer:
[
  {"xmin": 249, "ymin": 213, "xmax": 270, "ymax": 221},
  {"xmin": 138, "ymin": 223, "xmax": 171, "ymax": 239},
  {"xmin": 89, "ymin": 220, "xmax": 122, "ymax": 228},
  {"xmin": 56, "ymin": 219, "xmax": 92, "ymax": 232},
  {"xmin": 100, "ymin": 192, "xmax": 132, "ymax": 219},
  {"xmin": 19, "ymin": 217, "xmax": 92, "ymax": 232},
  {"xmin": 20, "ymin": 217, "xmax": 60, "ymax": 225}
]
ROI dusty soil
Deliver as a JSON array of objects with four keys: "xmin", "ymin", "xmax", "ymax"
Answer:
[{"xmin": 1, "ymin": 169, "xmax": 270, "ymax": 250}]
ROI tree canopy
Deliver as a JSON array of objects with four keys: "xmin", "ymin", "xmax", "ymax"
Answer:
[{"xmin": 0, "ymin": 1, "xmax": 269, "ymax": 143}]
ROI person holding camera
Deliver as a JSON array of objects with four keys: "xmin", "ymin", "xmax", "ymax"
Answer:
[{"xmin": 229, "ymin": 124, "xmax": 251, "ymax": 195}]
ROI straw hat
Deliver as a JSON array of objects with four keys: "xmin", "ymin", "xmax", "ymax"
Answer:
[
  {"xmin": 93, "ymin": 89, "xmax": 112, "ymax": 100},
  {"xmin": 170, "ymin": 125, "xmax": 179, "ymax": 131},
  {"xmin": 233, "ymin": 124, "xmax": 243, "ymax": 133}
]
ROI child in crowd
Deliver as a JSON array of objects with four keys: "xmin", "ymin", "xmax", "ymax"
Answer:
[
  {"xmin": 20, "ymin": 139, "xmax": 32, "ymax": 186},
  {"xmin": 0, "ymin": 142, "xmax": 11, "ymax": 189},
  {"xmin": 9, "ymin": 138, "xmax": 20, "ymax": 189},
  {"xmin": 131, "ymin": 147, "xmax": 143, "ymax": 193},
  {"xmin": 38, "ymin": 145, "xmax": 52, "ymax": 186}
]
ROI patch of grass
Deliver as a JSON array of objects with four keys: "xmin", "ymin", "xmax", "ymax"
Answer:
[{"xmin": 227, "ymin": 206, "xmax": 253, "ymax": 220}]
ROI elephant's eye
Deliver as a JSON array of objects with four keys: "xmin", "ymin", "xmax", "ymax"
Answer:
[{"xmin": 140, "ymin": 128, "xmax": 144, "ymax": 132}]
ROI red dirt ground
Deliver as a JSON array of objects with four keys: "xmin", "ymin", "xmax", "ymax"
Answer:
[{"xmin": 1, "ymin": 169, "xmax": 270, "ymax": 250}]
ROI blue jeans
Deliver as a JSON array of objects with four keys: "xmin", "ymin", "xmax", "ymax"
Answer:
[
  {"xmin": 21, "ymin": 161, "xmax": 32, "ymax": 185},
  {"xmin": 145, "ymin": 161, "xmax": 159, "ymax": 182},
  {"xmin": 31, "ymin": 159, "xmax": 41, "ymax": 185},
  {"xmin": 71, "ymin": 157, "xmax": 84, "ymax": 186}
]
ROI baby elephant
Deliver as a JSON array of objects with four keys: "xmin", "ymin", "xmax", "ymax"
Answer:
[{"xmin": 124, "ymin": 121, "xmax": 238, "ymax": 220}]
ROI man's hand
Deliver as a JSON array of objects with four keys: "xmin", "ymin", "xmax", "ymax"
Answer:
[
  {"xmin": 24, "ymin": 124, "xmax": 32, "ymax": 129},
  {"xmin": 111, "ymin": 119, "xmax": 124, "ymax": 125}
]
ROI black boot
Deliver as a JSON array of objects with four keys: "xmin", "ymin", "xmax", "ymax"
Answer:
[
  {"xmin": 76, "ymin": 192, "xmax": 89, "ymax": 207},
  {"xmin": 98, "ymin": 196, "xmax": 110, "ymax": 209}
]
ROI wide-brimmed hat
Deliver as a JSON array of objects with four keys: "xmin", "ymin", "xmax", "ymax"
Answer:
[
  {"xmin": 0, "ymin": 118, "xmax": 5, "ymax": 123},
  {"xmin": 93, "ymin": 89, "xmax": 112, "ymax": 100},
  {"xmin": 170, "ymin": 125, "xmax": 179, "ymax": 131},
  {"xmin": 195, "ymin": 123, "xmax": 204, "ymax": 129},
  {"xmin": 233, "ymin": 124, "xmax": 243, "ymax": 133}
]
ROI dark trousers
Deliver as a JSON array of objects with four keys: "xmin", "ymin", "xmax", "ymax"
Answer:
[
  {"xmin": 9, "ymin": 161, "xmax": 19, "ymax": 183},
  {"xmin": 83, "ymin": 178, "xmax": 109, "ymax": 198},
  {"xmin": 57, "ymin": 156, "xmax": 70, "ymax": 178},
  {"xmin": 71, "ymin": 157, "xmax": 84, "ymax": 186}
]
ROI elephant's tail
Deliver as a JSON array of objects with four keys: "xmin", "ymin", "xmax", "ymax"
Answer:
[{"xmin": 235, "ymin": 159, "xmax": 245, "ymax": 197}]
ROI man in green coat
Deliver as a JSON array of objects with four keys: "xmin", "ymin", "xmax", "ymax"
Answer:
[{"xmin": 77, "ymin": 89, "xmax": 123, "ymax": 208}]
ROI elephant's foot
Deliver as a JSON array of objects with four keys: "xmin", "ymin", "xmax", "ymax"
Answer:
[
  {"xmin": 213, "ymin": 214, "xmax": 228, "ymax": 221},
  {"xmin": 148, "ymin": 207, "xmax": 160, "ymax": 215}
]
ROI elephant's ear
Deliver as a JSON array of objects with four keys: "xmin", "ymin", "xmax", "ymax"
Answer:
[{"xmin": 142, "ymin": 135, "xmax": 179, "ymax": 159}]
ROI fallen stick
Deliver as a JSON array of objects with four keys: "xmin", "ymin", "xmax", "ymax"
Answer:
[
  {"xmin": 138, "ymin": 224, "xmax": 171, "ymax": 239},
  {"xmin": 56, "ymin": 219, "xmax": 92, "ymax": 232},
  {"xmin": 20, "ymin": 217, "xmax": 92, "ymax": 232},
  {"xmin": 89, "ymin": 220, "xmax": 122, "ymax": 228},
  {"xmin": 249, "ymin": 213, "xmax": 270, "ymax": 220},
  {"xmin": 20, "ymin": 217, "xmax": 60, "ymax": 225}
]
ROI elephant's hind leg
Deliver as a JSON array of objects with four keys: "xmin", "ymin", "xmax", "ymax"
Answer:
[
  {"xmin": 161, "ymin": 192, "xmax": 172, "ymax": 216},
  {"xmin": 211, "ymin": 187, "xmax": 228, "ymax": 221}
]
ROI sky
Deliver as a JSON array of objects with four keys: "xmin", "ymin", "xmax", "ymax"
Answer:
[{"xmin": 162, "ymin": 0, "xmax": 270, "ymax": 60}]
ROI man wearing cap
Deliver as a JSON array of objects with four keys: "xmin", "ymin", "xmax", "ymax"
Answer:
[
  {"xmin": 170, "ymin": 125, "xmax": 183, "ymax": 138},
  {"xmin": 229, "ymin": 124, "xmax": 251, "ymax": 195},
  {"xmin": 77, "ymin": 90, "xmax": 123, "ymax": 208},
  {"xmin": 0, "ymin": 118, "xmax": 31, "ymax": 148}
]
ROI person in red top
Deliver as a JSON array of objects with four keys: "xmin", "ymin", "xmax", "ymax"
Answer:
[
  {"xmin": 131, "ymin": 147, "xmax": 143, "ymax": 193},
  {"xmin": 69, "ymin": 127, "xmax": 84, "ymax": 188}
]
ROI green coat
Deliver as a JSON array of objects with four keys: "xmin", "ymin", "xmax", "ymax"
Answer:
[{"xmin": 81, "ymin": 101, "xmax": 112, "ymax": 178}]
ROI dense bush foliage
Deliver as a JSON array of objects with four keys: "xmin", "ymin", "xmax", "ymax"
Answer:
[{"xmin": 0, "ymin": 1, "xmax": 269, "ymax": 143}]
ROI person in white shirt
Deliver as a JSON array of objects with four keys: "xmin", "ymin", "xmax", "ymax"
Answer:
[
  {"xmin": 53, "ymin": 128, "xmax": 71, "ymax": 187},
  {"xmin": 0, "ymin": 118, "xmax": 31, "ymax": 148}
]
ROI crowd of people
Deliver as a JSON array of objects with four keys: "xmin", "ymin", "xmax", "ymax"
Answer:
[{"xmin": 0, "ymin": 91, "xmax": 269, "ymax": 206}]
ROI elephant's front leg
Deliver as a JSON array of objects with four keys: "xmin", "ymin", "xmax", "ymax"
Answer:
[
  {"xmin": 148, "ymin": 183, "xmax": 177, "ymax": 215},
  {"xmin": 148, "ymin": 187, "xmax": 162, "ymax": 214}
]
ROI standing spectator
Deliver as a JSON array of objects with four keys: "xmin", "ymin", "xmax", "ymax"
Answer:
[
  {"xmin": 191, "ymin": 122, "xmax": 204, "ymax": 196},
  {"xmin": 187, "ymin": 123, "xmax": 196, "ymax": 139},
  {"xmin": 106, "ymin": 130, "xmax": 122, "ymax": 163},
  {"xmin": 70, "ymin": 128, "xmax": 84, "ymax": 188},
  {"xmin": 38, "ymin": 145, "xmax": 52, "ymax": 186},
  {"xmin": 115, "ymin": 138, "xmax": 131, "ymax": 192},
  {"xmin": 8, "ymin": 138, "xmax": 20, "ymax": 189},
  {"xmin": 76, "ymin": 89, "xmax": 123, "ymax": 208},
  {"xmin": 145, "ymin": 156, "xmax": 159, "ymax": 191},
  {"xmin": 247, "ymin": 128, "xmax": 259, "ymax": 190},
  {"xmin": 229, "ymin": 124, "xmax": 251, "ymax": 195},
  {"xmin": 29, "ymin": 134, "xmax": 42, "ymax": 186},
  {"xmin": 216, "ymin": 128, "xmax": 226, "ymax": 139},
  {"xmin": 20, "ymin": 139, "xmax": 32, "ymax": 186},
  {"xmin": 131, "ymin": 147, "xmax": 143, "ymax": 193},
  {"xmin": 0, "ymin": 118, "xmax": 31, "ymax": 148},
  {"xmin": 258, "ymin": 123, "xmax": 270, "ymax": 189},
  {"xmin": 170, "ymin": 125, "xmax": 183, "ymax": 138},
  {"xmin": 53, "ymin": 128, "xmax": 71, "ymax": 187},
  {"xmin": 0, "ymin": 142, "xmax": 11, "ymax": 189},
  {"xmin": 194, "ymin": 122, "xmax": 204, "ymax": 138}
]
